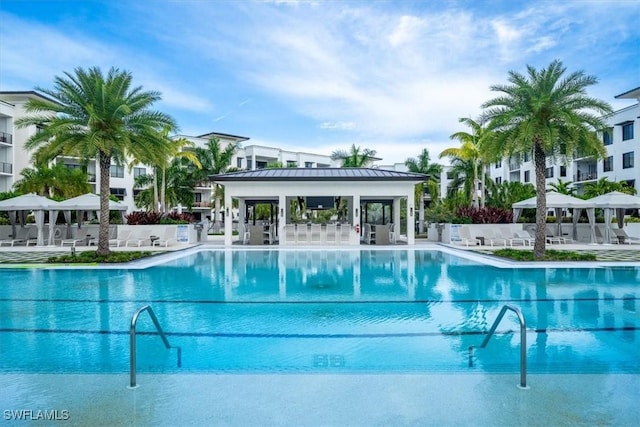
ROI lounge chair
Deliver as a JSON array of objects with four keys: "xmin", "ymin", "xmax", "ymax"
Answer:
[
  {"xmin": 482, "ymin": 228, "xmax": 507, "ymax": 247},
  {"xmin": 613, "ymin": 228, "xmax": 640, "ymax": 245},
  {"xmin": 296, "ymin": 224, "xmax": 309, "ymax": 244},
  {"xmin": 152, "ymin": 227, "xmax": 177, "ymax": 247},
  {"xmin": 0, "ymin": 227, "xmax": 36, "ymax": 247},
  {"xmin": 284, "ymin": 224, "xmax": 296, "ymax": 244},
  {"xmin": 509, "ymin": 230, "xmax": 535, "ymax": 246},
  {"xmin": 125, "ymin": 228, "xmax": 152, "ymax": 247},
  {"xmin": 455, "ymin": 226, "xmax": 476, "ymax": 246}
]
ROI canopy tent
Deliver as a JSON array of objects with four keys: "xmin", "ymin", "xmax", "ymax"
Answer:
[
  {"xmin": 55, "ymin": 193, "xmax": 128, "ymax": 241},
  {"xmin": 0, "ymin": 193, "xmax": 61, "ymax": 245},
  {"xmin": 512, "ymin": 191, "xmax": 592, "ymax": 242},
  {"xmin": 586, "ymin": 191, "xmax": 640, "ymax": 244}
]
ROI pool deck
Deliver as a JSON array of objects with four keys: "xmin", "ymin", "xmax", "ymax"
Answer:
[
  {"xmin": 1, "ymin": 373, "xmax": 638, "ymax": 426},
  {"xmin": 1, "ymin": 238, "xmax": 639, "ymax": 426}
]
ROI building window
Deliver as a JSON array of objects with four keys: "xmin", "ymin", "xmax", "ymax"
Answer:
[
  {"xmin": 560, "ymin": 166, "xmax": 567, "ymax": 177},
  {"xmin": 256, "ymin": 161, "xmax": 267, "ymax": 169},
  {"xmin": 603, "ymin": 156, "xmax": 613, "ymax": 172},
  {"xmin": 195, "ymin": 193, "xmax": 202, "ymax": 202},
  {"xmin": 603, "ymin": 129, "xmax": 613, "ymax": 145},
  {"xmin": 110, "ymin": 165, "xmax": 124, "ymax": 178},
  {"xmin": 305, "ymin": 162, "xmax": 313, "ymax": 168},
  {"xmin": 110, "ymin": 188, "xmax": 126, "ymax": 201},
  {"xmin": 523, "ymin": 152, "xmax": 530, "ymax": 162},
  {"xmin": 524, "ymin": 170, "xmax": 530, "ymax": 183},
  {"xmin": 622, "ymin": 122, "xmax": 634, "ymax": 141},
  {"xmin": 133, "ymin": 167, "xmax": 146, "ymax": 178},
  {"xmin": 495, "ymin": 177, "xmax": 502, "ymax": 184},
  {"xmin": 495, "ymin": 160, "xmax": 502, "ymax": 168},
  {"xmin": 246, "ymin": 159, "xmax": 253, "ymax": 169},
  {"xmin": 622, "ymin": 152, "xmax": 634, "ymax": 169},
  {"xmin": 545, "ymin": 167, "xmax": 554, "ymax": 178},
  {"xmin": 237, "ymin": 157, "xmax": 243, "ymax": 168},
  {"xmin": 286, "ymin": 160, "xmax": 297, "ymax": 168}
]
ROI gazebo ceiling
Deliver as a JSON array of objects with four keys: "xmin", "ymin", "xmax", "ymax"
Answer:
[{"xmin": 211, "ymin": 167, "xmax": 427, "ymax": 182}]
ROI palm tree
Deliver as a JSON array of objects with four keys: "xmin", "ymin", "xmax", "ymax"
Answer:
[
  {"xmin": 441, "ymin": 118, "xmax": 492, "ymax": 208},
  {"xmin": 548, "ymin": 178, "xmax": 576, "ymax": 196},
  {"xmin": 14, "ymin": 163, "xmax": 91, "ymax": 199},
  {"xmin": 482, "ymin": 59, "xmax": 612, "ymax": 259},
  {"xmin": 443, "ymin": 157, "xmax": 476, "ymax": 203},
  {"xmin": 583, "ymin": 177, "xmax": 637, "ymax": 198},
  {"xmin": 194, "ymin": 136, "xmax": 239, "ymax": 232},
  {"xmin": 16, "ymin": 66, "xmax": 176, "ymax": 255},
  {"xmin": 405, "ymin": 148, "xmax": 442, "ymax": 233},
  {"xmin": 331, "ymin": 145, "xmax": 377, "ymax": 167}
]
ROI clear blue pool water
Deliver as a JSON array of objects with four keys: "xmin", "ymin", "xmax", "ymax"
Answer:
[{"xmin": 0, "ymin": 249, "xmax": 638, "ymax": 374}]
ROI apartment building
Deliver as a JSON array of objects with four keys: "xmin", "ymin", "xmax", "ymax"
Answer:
[{"xmin": 487, "ymin": 87, "xmax": 640, "ymax": 196}]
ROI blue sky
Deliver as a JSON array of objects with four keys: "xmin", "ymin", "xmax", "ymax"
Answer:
[{"xmin": 1, "ymin": 0, "xmax": 639, "ymax": 165}]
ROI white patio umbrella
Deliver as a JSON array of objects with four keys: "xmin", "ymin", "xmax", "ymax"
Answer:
[
  {"xmin": 0, "ymin": 193, "xmax": 61, "ymax": 245},
  {"xmin": 55, "ymin": 193, "xmax": 128, "ymax": 241}
]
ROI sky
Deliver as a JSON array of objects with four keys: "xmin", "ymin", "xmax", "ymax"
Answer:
[{"xmin": 1, "ymin": 0, "xmax": 639, "ymax": 166}]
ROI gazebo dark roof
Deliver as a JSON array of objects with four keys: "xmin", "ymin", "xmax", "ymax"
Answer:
[{"xmin": 210, "ymin": 168, "xmax": 427, "ymax": 182}]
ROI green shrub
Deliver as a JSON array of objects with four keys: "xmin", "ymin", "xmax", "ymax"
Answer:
[
  {"xmin": 491, "ymin": 248, "xmax": 596, "ymax": 262},
  {"xmin": 48, "ymin": 250, "xmax": 154, "ymax": 264}
]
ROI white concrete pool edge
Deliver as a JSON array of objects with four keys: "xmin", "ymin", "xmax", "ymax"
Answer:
[
  {"xmin": 18, "ymin": 242, "xmax": 640, "ymax": 270},
  {"xmin": 1, "ymin": 372, "xmax": 638, "ymax": 426}
]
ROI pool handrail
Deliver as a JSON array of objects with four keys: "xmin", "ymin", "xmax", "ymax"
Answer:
[
  {"xmin": 477, "ymin": 303, "xmax": 529, "ymax": 389},
  {"xmin": 129, "ymin": 304, "xmax": 180, "ymax": 389}
]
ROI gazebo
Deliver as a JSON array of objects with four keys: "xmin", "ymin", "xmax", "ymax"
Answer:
[
  {"xmin": 211, "ymin": 168, "xmax": 426, "ymax": 246},
  {"xmin": 55, "ymin": 193, "xmax": 128, "ymax": 242},
  {"xmin": 0, "ymin": 193, "xmax": 60, "ymax": 246},
  {"xmin": 512, "ymin": 191, "xmax": 591, "ymax": 242},
  {"xmin": 586, "ymin": 191, "xmax": 640, "ymax": 244}
]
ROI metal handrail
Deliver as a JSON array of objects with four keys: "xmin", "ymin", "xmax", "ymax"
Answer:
[
  {"xmin": 129, "ymin": 304, "xmax": 181, "ymax": 389},
  {"xmin": 470, "ymin": 304, "xmax": 528, "ymax": 389}
]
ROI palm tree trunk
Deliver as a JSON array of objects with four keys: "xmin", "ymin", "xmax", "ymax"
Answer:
[
  {"xmin": 161, "ymin": 167, "xmax": 167, "ymax": 213},
  {"xmin": 533, "ymin": 139, "xmax": 547, "ymax": 259},
  {"xmin": 97, "ymin": 152, "xmax": 111, "ymax": 256},
  {"xmin": 153, "ymin": 168, "xmax": 159, "ymax": 212},
  {"xmin": 472, "ymin": 160, "xmax": 479, "ymax": 208},
  {"xmin": 481, "ymin": 163, "xmax": 488, "ymax": 208}
]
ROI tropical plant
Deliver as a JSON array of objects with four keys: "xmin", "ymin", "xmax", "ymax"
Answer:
[
  {"xmin": 548, "ymin": 178, "xmax": 576, "ymax": 196},
  {"xmin": 442, "ymin": 157, "xmax": 476, "ymax": 204},
  {"xmin": 441, "ymin": 118, "xmax": 493, "ymax": 208},
  {"xmin": 405, "ymin": 148, "xmax": 442, "ymax": 233},
  {"xmin": 331, "ymin": 145, "xmax": 377, "ymax": 167},
  {"xmin": 16, "ymin": 66, "xmax": 176, "ymax": 255},
  {"xmin": 485, "ymin": 181, "xmax": 536, "ymax": 210},
  {"xmin": 482, "ymin": 59, "xmax": 612, "ymax": 259},
  {"xmin": 582, "ymin": 177, "xmax": 637, "ymax": 198},
  {"xmin": 193, "ymin": 136, "xmax": 240, "ymax": 232},
  {"xmin": 13, "ymin": 162, "xmax": 91, "ymax": 199}
]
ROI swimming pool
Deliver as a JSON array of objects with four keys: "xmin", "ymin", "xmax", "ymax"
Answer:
[{"xmin": 0, "ymin": 249, "xmax": 638, "ymax": 375}]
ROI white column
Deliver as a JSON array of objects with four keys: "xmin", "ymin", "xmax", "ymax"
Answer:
[
  {"xmin": 352, "ymin": 194, "xmax": 360, "ymax": 245},
  {"xmin": 224, "ymin": 192, "xmax": 233, "ymax": 246},
  {"xmin": 406, "ymin": 192, "xmax": 415, "ymax": 245},
  {"xmin": 279, "ymin": 194, "xmax": 286, "ymax": 244},
  {"xmin": 393, "ymin": 198, "xmax": 401, "ymax": 241}
]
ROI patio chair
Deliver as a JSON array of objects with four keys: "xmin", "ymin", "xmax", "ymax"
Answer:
[
  {"xmin": 388, "ymin": 223, "xmax": 396, "ymax": 244},
  {"xmin": 0, "ymin": 227, "xmax": 36, "ymax": 247},
  {"xmin": 363, "ymin": 223, "xmax": 376, "ymax": 245},
  {"xmin": 152, "ymin": 227, "xmax": 178, "ymax": 247},
  {"xmin": 338, "ymin": 224, "xmax": 350, "ymax": 243},
  {"xmin": 613, "ymin": 228, "xmax": 640, "ymax": 245},
  {"xmin": 455, "ymin": 226, "xmax": 476, "ymax": 246},
  {"xmin": 284, "ymin": 224, "xmax": 296, "ymax": 244},
  {"xmin": 325, "ymin": 224, "xmax": 337, "ymax": 244},
  {"xmin": 510, "ymin": 230, "xmax": 535, "ymax": 246},
  {"xmin": 296, "ymin": 224, "xmax": 309, "ymax": 244},
  {"xmin": 125, "ymin": 228, "xmax": 153, "ymax": 247},
  {"xmin": 482, "ymin": 228, "xmax": 507, "ymax": 247},
  {"xmin": 310, "ymin": 224, "xmax": 322, "ymax": 244}
]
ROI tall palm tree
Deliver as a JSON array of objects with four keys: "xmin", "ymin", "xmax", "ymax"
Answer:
[
  {"xmin": 16, "ymin": 66, "xmax": 176, "ymax": 255},
  {"xmin": 405, "ymin": 148, "xmax": 442, "ymax": 233},
  {"xmin": 331, "ymin": 145, "xmax": 377, "ymax": 167},
  {"xmin": 194, "ymin": 136, "xmax": 239, "ymax": 232},
  {"xmin": 583, "ymin": 177, "xmax": 637, "ymax": 198},
  {"xmin": 441, "ymin": 118, "xmax": 492, "ymax": 208},
  {"xmin": 482, "ymin": 59, "xmax": 612, "ymax": 259}
]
